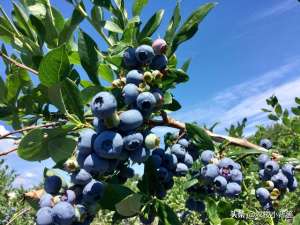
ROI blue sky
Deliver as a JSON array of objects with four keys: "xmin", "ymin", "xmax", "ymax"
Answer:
[{"xmin": 1, "ymin": 0, "xmax": 300, "ymax": 188}]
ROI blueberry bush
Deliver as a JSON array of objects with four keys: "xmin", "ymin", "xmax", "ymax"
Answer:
[{"xmin": 0, "ymin": 1, "xmax": 299, "ymax": 225}]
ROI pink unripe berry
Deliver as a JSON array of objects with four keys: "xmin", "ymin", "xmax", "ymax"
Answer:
[{"xmin": 152, "ymin": 38, "xmax": 167, "ymax": 55}]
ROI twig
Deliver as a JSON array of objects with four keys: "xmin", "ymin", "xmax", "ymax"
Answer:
[
  {"xmin": 0, "ymin": 146, "xmax": 18, "ymax": 156},
  {"xmin": 0, "ymin": 122, "xmax": 62, "ymax": 140},
  {"xmin": 0, "ymin": 51, "xmax": 38, "ymax": 75},
  {"xmin": 6, "ymin": 207, "xmax": 31, "ymax": 225}
]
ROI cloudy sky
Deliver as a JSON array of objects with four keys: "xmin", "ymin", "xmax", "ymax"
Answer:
[{"xmin": 0, "ymin": 0, "xmax": 300, "ymax": 188}]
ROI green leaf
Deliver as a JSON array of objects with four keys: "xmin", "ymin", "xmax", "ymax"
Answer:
[
  {"xmin": 103, "ymin": 20, "xmax": 123, "ymax": 33},
  {"xmin": 155, "ymin": 200, "xmax": 181, "ymax": 225},
  {"xmin": 205, "ymin": 197, "xmax": 221, "ymax": 225},
  {"xmin": 132, "ymin": 0, "xmax": 148, "ymax": 16},
  {"xmin": 47, "ymin": 84, "xmax": 67, "ymax": 113},
  {"xmin": 266, "ymin": 95, "xmax": 278, "ymax": 107},
  {"xmin": 163, "ymin": 92, "xmax": 172, "ymax": 105},
  {"xmin": 115, "ymin": 193, "xmax": 143, "ymax": 217},
  {"xmin": 81, "ymin": 85, "xmax": 105, "ymax": 104},
  {"xmin": 293, "ymin": 213, "xmax": 300, "ymax": 225},
  {"xmin": 295, "ymin": 97, "xmax": 300, "ymax": 105},
  {"xmin": 221, "ymin": 218, "xmax": 237, "ymax": 225},
  {"xmin": 48, "ymin": 136, "xmax": 76, "ymax": 163},
  {"xmin": 292, "ymin": 107, "xmax": 300, "ymax": 116},
  {"xmin": 98, "ymin": 64, "xmax": 115, "ymax": 82},
  {"xmin": 62, "ymin": 78, "xmax": 84, "ymax": 121},
  {"xmin": 186, "ymin": 123, "xmax": 214, "ymax": 150},
  {"xmin": 291, "ymin": 119, "xmax": 300, "ymax": 133},
  {"xmin": 105, "ymin": 55, "xmax": 123, "ymax": 67},
  {"xmin": 91, "ymin": 5, "xmax": 103, "ymax": 28},
  {"xmin": 138, "ymin": 9, "xmax": 164, "ymax": 41},
  {"xmin": 0, "ymin": 76, "xmax": 7, "ymax": 103},
  {"xmin": 181, "ymin": 58, "xmax": 191, "ymax": 72},
  {"xmin": 164, "ymin": 2, "xmax": 181, "ymax": 44},
  {"xmin": 39, "ymin": 45, "xmax": 70, "ymax": 87},
  {"xmin": 99, "ymin": 183, "xmax": 134, "ymax": 210},
  {"xmin": 169, "ymin": 3, "xmax": 215, "ymax": 56},
  {"xmin": 184, "ymin": 178, "xmax": 198, "ymax": 190},
  {"xmin": 268, "ymin": 114, "xmax": 279, "ymax": 121},
  {"xmin": 275, "ymin": 104, "xmax": 282, "ymax": 116},
  {"xmin": 137, "ymin": 158, "xmax": 159, "ymax": 195},
  {"xmin": 163, "ymin": 98, "xmax": 181, "ymax": 112},
  {"xmin": 78, "ymin": 30, "xmax": 100, "ymax": 85},
  {"xmin": 68, "ymin": 51, "xmax": 80, "ymax": 65}
]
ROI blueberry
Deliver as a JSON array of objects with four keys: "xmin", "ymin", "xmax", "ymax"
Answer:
[
  {"xmin": 62, "ymin": 190, "xmax": 76, "ymax": 204},
  {"xmin": 123, "ymin": 48, "xmax": 140, "ymax": 68},
  {"xmin": 78, "ymin": 129, "xmax": 97, "ymax": 156},
  {"xmin": 144, "ymin": 133, "xmax": 160, "ymax": 149},
  {"xmin": 107, "ymin": 159, "xmax": 120, "ymax": 174},
  {"xmin": 218, "ymin": 157, "xmax": 236, "ymax": 170},
  {"xmin": 122, "ymin": 84, "xmax": 140, "ymax": 105},
  {"xmin": 82, "ymin": 180, "xmax": 105, "ymax": 203},
  {"xmin": 164, "ymin": 177, "xmax": 174, "ymax": 189},
  {"xmin": 83, "ymin": 153, "xmax": 109, "ymax": 174},
  {"xmin": 264, "ymin": 160, "xmax": 279, "ymax": 176},
  {"xmin": 185, "ymin": 197, "xmax": 196, "ymax": 211},
  {"xmin": 195, "ymin": 201, "xmax": 205, "ymax": 213},
  {"xmin": 91, "ymin": 92, "xmax": 117, "ymax": 119},
  {"xmin": 259, "ymin": 169, "xmax": 271, "ymax": 181},
  {"xmin": 94, "ymin": 131, "xmax": 123, "ymax": 159},
  {"xmin": 178, "ymin": 139, "xmax": 190, "ymax": 148},
  {"xmin": 123, "ymin": 132, "xmax": 143, "ymax": 151},
  {"xmin": 171, "ymin": 144, "xmax": 186, "ymax": 161},
  {"xmin": 136, "ymin": 92, "xmax": 157, "ymax": 112},
  {"xmin": 224, "ymin": 182, "xmax": 241, "ymax": 197},
  {"xmin": 126, "ymin": 70, "xmax": 144, "ymax": 85},
  {"xmin": 152, "ymin": 38, "xmax": 167, "ymax": 55},
  {"xmin": 130, "ymin": 147, "xmax": 150, "ymax": 164},
  {"xmin": 229, "ymin": 169, "xmax": 243, "ymax": 184},
  {"xmin": 157, "ymin": 167, "xmax": 169, "ymax": 182},
  {"xmin": 149, "ymin": 154, "xmax": 162, "ymax": 168},
  {"xmin": 135, "ymin": 45, "xmax": 155, "ymax": 64},
  {"xmin": 219, "ymin": 167, "xmax": 231, "ymax": 180},
  {"xmin": 119, "ymin": 109, "xmax": 144, "ymax": 131},
  {"xmin": 234, "ymin": 163, "xmax": 241, "ymax": 170},
  {"xmin": 259, "ymin": 139, "xmax": 272, "ymax": 149},
  {"xmin": 44, "ymin": 176, "xmax": 62, "ymax": 195},
  {"xmin": 150, "ymin": 55, "xmax": 168, "ymax": 70},
  {"xmin": 214, "ymin": 175, "xmax": 227, "ymax": 191},
  {"xmin": 201, "ymin": 164, "xmax": 219, "ymax": 181},
  {"xmin": 183, "ymin": 153, "xmax": 193, "ymax": 168},
  {"xmin": 281, "ymin": 164, "xmax": 295, "ymax": 179},
  {"xmin": 52, "ymin": 202, "xmax": 75, "ymax": 225},
  {"xmin": 71, "ymin": 169, "xmax": 92, "ymax": 186},
  {"xmin": 288, "ymin": 177, "xmax": 298, "ymax": 191},
  {"xmin": 200, "ymin": 150, "xmax": 214, "ymax": 165},
  {"xmin": 271, "ymin": 172, "xmax": 288, "ymax": 189},
  {"xmin": 175, "ymin": 163, "xmax": 189, "ymax": 176},
  {"xmin": 139, "ymin": 211, "xmax": 155, "ymax": 225},
  {"xmin": 258, "ymin": 154, "xmax": 270, "ymax": 169},
  {"xmin": 151, "ymin": 89, "xmax": 164, "ymax": 105},
  {"xmin": 39, "ymin": 193, "xmax": 53, "ymax": 208},
  {"xmin": 156, "ymin": 185, "xmax": 167, "ymax": 199},
  {"xmin": 163, "ymin": 153, "xmax": 178, "ymax": 170},
  {"xmin": 256, "ymin": 187, "xmax": 270, "ymax": 203},
  {"xmin": 119, "ymin": 167, "xmax": 135, "ymax": 178},
  {"xmin": 77, "ymin": 151, "xmax": 87, "ymax": 168},
  {"xmin": 36, "ymin": 207, "xmax": 54, "ymax": 225},
  {"xmin": 152, "ymin": 148, "xmax": 165, "ymax": 157},
  {"xmin": 93, "ymin": 117, "xmax": 106, "ymax": 133}
]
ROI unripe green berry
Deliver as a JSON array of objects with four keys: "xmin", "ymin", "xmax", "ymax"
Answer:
[{"xmin": 145, "ymin": 133, "xmax": 160, "ymax": 149}]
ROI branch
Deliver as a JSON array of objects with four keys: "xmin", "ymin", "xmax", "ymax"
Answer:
[
  {"xmin": 148, "ymin": 115, "xmax": 269, "ymax": 153},
  {"xmin": 0, "ymin": 51, "xmax": 38, "ymax": 75},
  {"xmin": 0, "ymin": 146, "xmax": 18, "ymax": 156},
  {"xmin": 6, "ymin": 207, "xmax": 31, "ymax": 225}
]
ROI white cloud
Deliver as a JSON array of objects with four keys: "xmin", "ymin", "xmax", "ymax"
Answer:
[
  {"xmin": 249, "ymin": 0, "xmax": 298, "ymax": 22},
  {"xmin": 0, "ymin": 125, "xmax": 9, "ymax": 136}
]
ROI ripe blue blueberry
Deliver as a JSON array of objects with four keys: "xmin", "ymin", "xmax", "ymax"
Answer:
[
  {"xmin": 156, "ymin": 185, "xmax": 167, "ymax": 199},
  {"xmin": 119, "ymin": 109, "xmax": 144, "ymax": 131},
  {"xmin": 119, "ymin": 167, "xmax": 135, "ymax": 178},
  {"xmin": 183, "ymin": 153, "xmax": 193, "ymax": 168},
  {"xmin": 258, "ymin": 154, "xmax": 270, "ymax": 169},
  {"xmin": 149, "ymin": 154, "xmax": 162, "ymax": 168},
  {"xmin": 152, "ymin": 38, "xmax": 167, "ymax": 55},
  {"xmin": 224, "ymin": 182, "xmax": 241, "ymax": 197},
  {"xmin": 130, "ymin": 147, "xmax": 150, "ymax": 164},
  {"xmin": 163, "ymin": 153, "xmax": 178, "ymax": 170},
  {"xmin": 44, "ymin": 175, "xmax": 62, "ymax": 195},
  {"xmin": 152, "ymin": 148, "xmax": 165, "ymax": 157},
  {"xmin": 256, "ymin": 187, "xmax": 270, "ymax": 203},
  {"xmin": 157, "ymin": 167, "xmax": 169, "ymax": 182},
  {"xmin": 281, "ymin": 164, "xmax": 294, "ymax": 179},
  {"xmin": 214, "ymin": 175, "xmax": 227, "ymax": 191},
  {"xmin": 136, "ymin": 92, "xmax": 157, "ymax": 112},
  {"xmin": 39, "ymin": 193, "xmax": 53, "ymax": 208},
  {"xmin": 185, "ymin": 197, "xmax": 197, "ymax": 211},
  {"xmin": 151, "ymin": 89, "xmax": 164, "ymax": 105},
  {"xmin": 123, "ymin": 132, "xmax": 143, "ymax": 151},
  {"xmin": 178, "ymin": 138, "xmax": 190, "ymax": 148},
  {"xmin": 288, "ymin": 177, "xmax": 298, "ymax": 191},
  {"xmin": 36, "ymin": 207, "xmax": 54, "ymax": 225},
  {"xmin": 200, "ymin": 150, "xmax": 215, "ymax": 165},
  {"xmin": 264, "ymin": 160, "xmax": 279, "ymax": 176},
  {"xmin": 83, "ymin": 153, "xmax": 109, "ymax": 174},
  {"xmin": 77, "ymin": 151, "xmax": 87, "ymax": 168},
  {"xmin": 93, "ymin": 117, "xmax": 106, "ymax": 133},
  {"xmin": 78, "ymin": 129, "xmax": 96, "ymax": 156},
  {"xmin": 94, "ymin": 131, "xmax": 123, "ymax": 159},
  {"xmin": 126, "ymin": 70, "xmax": 144, "ymax": 85},
  {"xmin": 139, "ymin": 211, "xmax": 155, "ymax": 225},
  {"xmin": 201, "ymin": 164, "xmax": 219, "ymax": 181},
  {"xmin": 123, "ymin": 48, "xmax": 140, "ymax": 68},
  {"xmin": 271, "ymin": 172, "xmax": 288, "ymax": 189},
  {"xmin": 259, "ymin": 139, "xmax": 272, "ymax": 149},
  {"xmin": 71, "ymin": 169, "xmax": 92, "ymax": 186},
  {"xmin": 135, "ymin": 45, "xmax": 155, "ymax": 64},
  {"xmin": 122, "ymin": 84, "xmax": 140, "ymax": 105},
  {"xmin": 52, "ymin": 202, "xmax": 75, "ymax": 225},
  {"xmin": 91, "ymin": 92, "xmax": 117, "ymax": 119},
  {"xmin": 107, "ymin": 159, "xmax": 120, "ymax": 174},
  {"xmin": 164, "ymin": 178, "xmax": 174, "ymax": 189},
  {"xmin": 171, "ymin": 144, "xmax": 186, "ymax": 161},
  {"xmin": 118, "ymin": 149, "xmax": 129, "ymax": 161},
  {"xmin": 175, "ymin": 163, "xmax": 189, "ymax": 176},
  {"xmin": 218, "ymin": 157, "xmax": 236, "ymax": 170},
  {"xmin": 229, "ymin": 169, "xmax": 243, "ymax": 184},
  {"xmin": 234, "ymin": 163, "xmax": 241, "ymax": 170},
  {"xmin": 62, "ymin": 190, "xmax": 76, "ymax": 204},
  {"xmin": 150, "ymin": 55, "xmax": 168, "ymax": 70},
  {"xmin": 82, "ymin": 180, "xmax": 105, "ymax": 203},
  {"xmin": 259, "ymin": 169, "xmax": 271, "ymax": 181}
]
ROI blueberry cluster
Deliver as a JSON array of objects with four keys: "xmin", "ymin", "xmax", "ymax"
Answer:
[{"xmin": 256, "ymin": 153, "xmax": 298, "ymax": 210}]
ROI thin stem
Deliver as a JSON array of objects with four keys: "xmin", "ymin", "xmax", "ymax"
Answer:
[
  {"xmin": 0, "ymin": 51, "xmax": 38, "ymax": 75},
  {"xmin": 0, "ymin": 146, "xmax": 18, "ymax": 156},
  {"xmin": 6, "ymin": 207, "xmax": 31, "ymax": 225}
]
